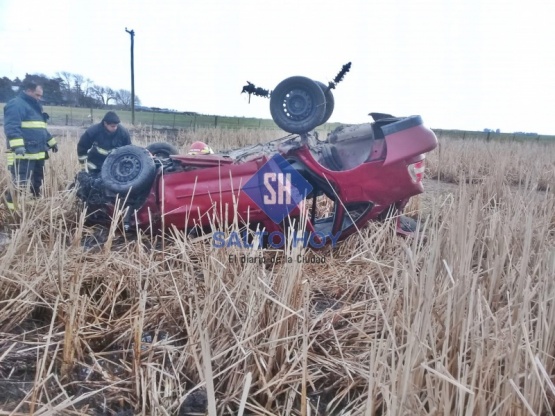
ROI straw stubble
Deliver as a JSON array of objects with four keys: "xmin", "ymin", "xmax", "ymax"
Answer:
[{"xmin": 0, "ymin": 128, "xmax": 553, "ymax": 414}]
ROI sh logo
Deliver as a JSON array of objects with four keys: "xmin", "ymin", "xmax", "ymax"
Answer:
[
  {"xmin": 263, "ymin": 173, "xmax": 292, "ymax": 205},
  {"xmin": 243, "ymin": 154, "xmax": 312, "ymax": 224}
]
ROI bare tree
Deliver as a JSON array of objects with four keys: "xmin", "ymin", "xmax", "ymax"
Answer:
[
  {"xmin": 30, "ymin": 71, "xmax": 142, "ymax": 108},
  {"xmin": 89, "ymin": 85, "xmax": 119, "ymax": 107},
  {"xmin": 105, "ymin": 88, "xmax": 117, "ymax": 105},
  {"xmin": 82, "ymin": 78, "xmax": 94, "ymax": 99},
  {"xmin": 115, "ymin": 89, "xmax": 141, "ymax": 108},
  {"xmin": 116, "ymin": 89, "xmax": 132, "ymax": 107},
  {"xmin": 57, "ymin": 71, "xmax": 72, "ymax": 89},
  {"xmin": 90, "ymin": 85, "xmax": 106, "ymax": 105},
  {"xmin": 57, "ymin": 71, "xmax": 73, "ymax": 104}
]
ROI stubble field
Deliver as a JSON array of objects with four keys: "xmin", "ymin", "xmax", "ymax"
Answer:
[{"xmin": 0, "ymin": 126, "xmax": 554, "ymax": 415}]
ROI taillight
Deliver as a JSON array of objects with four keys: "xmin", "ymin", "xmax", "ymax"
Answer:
[{"xmin": 408, "ymin": 160, "xmax": 425, "ymax": 182}]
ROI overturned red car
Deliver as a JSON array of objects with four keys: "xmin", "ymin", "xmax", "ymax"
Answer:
[{"xmin": 75, "ymin": 75, "xmax": 438, "ymax": 247}]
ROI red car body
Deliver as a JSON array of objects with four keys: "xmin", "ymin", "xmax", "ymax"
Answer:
[{"xmin": 83, "ymin": 114, "xmax": 437, "ymax": 244}]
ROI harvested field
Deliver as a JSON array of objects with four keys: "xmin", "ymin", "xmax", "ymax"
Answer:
[{"xmin": 0, "ymin": 128, "xmax": 554, "ymax": 415}]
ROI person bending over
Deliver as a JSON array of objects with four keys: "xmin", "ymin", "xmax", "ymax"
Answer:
[{"xmin": 77, "ymin": 111, "xmax": 131, "ymax": 172}]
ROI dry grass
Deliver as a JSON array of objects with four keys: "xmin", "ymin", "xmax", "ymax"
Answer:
[
  {"xmin": 132, "ymin": 125, "xmax": 290, "ymax": 152},
  {"xmin": 426, "ymin": 137, "xmax": 555, "ymax": 192},
  {"xmin": 0, "ymin": 128, "xmax": 554, "ymax": 415}
]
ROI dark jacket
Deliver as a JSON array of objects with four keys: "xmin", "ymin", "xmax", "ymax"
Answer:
[
  {"xmin": 3, "ymin": 93, "xmax": 56, "ymax": 159},
  {"xmin": 77, "ymin": 123, "xmax": 132, "ymax": 170}
]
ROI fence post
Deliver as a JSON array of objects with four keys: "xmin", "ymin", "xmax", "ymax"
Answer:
[
  {"xmin": 172, "ymin": 113, "xmax": 176, "ymax": 129},
  {"xmin": 65, "ymin": 114, "xmax": 69, "ymax": 126},
  {"xmin": 90, "ymin": 108, "xmax": 93, "ymax": 124},
  {"xmin": 214, "ymin": 116, "xmax": 218, "ymax": 128}
]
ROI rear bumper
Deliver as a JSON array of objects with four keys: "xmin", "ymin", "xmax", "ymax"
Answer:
[{"xmin": 382, "ymin": 116, "xmax": 438, "ymax": 166}]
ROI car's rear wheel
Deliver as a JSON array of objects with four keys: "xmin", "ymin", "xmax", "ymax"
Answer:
[
  {"xmin": 101, "ymin": 145, "xmax": 156, "ymax": 195},
  {"xmin": 146, "ymin": 142, "xmax": 179, "ymax": 160},
  {"xmin": 315, "ymin": 81, "xmax": 335, "ymax": 124},
  {"xmin": 270, "ymin": 76, "xmax": 326, "ymax": 134}
]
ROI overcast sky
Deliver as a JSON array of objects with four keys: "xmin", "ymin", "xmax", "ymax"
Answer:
[{"xmin": 1, "ymin": 0, "xmax": 554, "ymax": 134}]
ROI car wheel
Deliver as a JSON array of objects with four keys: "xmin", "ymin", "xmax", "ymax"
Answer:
[
  {"xmin": 315, "ymin": 81, "xmax": 335, "ymax": 124},
  {"xmin": 146, "ymin": 142, "xmax": 179, "ymax": 160},
  {"xmin": 270, "ymin": 76, "xmax": 326, "ymax": 134},
  {"xmin": 101, "ymin": 145, "xmax": 156, "ymax": 195}
]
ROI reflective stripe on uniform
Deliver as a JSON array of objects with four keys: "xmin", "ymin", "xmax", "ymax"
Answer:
[
  {"xmin": 7, "ymin": 152, "xmax": 15, "ymax": 167},
  {"xmin": 87, "ymin": 161, "xmax": 98, "ymax": 170},
  {"xmin": 78, "ymin": 155, "xmax": 88, "ymax": 162},
  {"xmin": 15, "ymin": 152, "xmax": 46, "ymax": 160},
  {"xmin": 9, "ymin": 138, "xmax": 25, "ymax": 148},
  {"xmin": 96, "ymin": 146, "xmax": 111, "ymax": 155},
  {"xmin": 48, "ymin": 137, "xmax": 57, "ymax": 147},
  {"xmin": 21, "ymin": 121, "xmax": 47, "ymax": 128}
]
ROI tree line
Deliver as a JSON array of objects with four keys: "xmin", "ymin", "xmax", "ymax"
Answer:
[{"xmin": 0, "ymin": 72, "xmax": 141, "ymax": 109}]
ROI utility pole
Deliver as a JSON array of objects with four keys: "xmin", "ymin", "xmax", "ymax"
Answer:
[{"xmin": 125, "ymin": 28, "xmax": 135, "ymax": 125}]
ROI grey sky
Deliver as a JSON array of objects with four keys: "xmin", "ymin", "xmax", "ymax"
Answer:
[{"xmin": 1, "ymin": 0, "xmax": 554, "ymax": 133}]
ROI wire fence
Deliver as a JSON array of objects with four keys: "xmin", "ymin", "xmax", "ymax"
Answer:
[
  {"xmin": 0, "ymin": 105, "xmax": 287, "ymax": 131},
  {"xmin": 434, "ymin": 129, "xmax": 555, "ymax": 142},
  {"xmin": 1, "ymin": 104, "xmax": 554, "ymax": 141}
]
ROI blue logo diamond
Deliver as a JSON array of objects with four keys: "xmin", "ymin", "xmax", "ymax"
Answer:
[{"xmin": 243, "ymin": 154, "xmax": 313, "ymax": 224}]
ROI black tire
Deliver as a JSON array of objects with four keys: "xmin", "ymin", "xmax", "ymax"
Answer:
[
  {"xmin": 101, "ymin": 145, "xmax": 156, "ymax": 195},
  {"xmin": 315, "ymin": 81, "xmax": 335, "ymax": 124},
  {"xmin": 270, "ymin": 76, "xmax": 326, "ymax": 134},
  {"xmin": 146, "ymin": 142, "xmax": 179, "ymax": 160}
]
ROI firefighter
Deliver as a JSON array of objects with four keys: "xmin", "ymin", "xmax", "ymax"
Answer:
[
  {"xmin": 3, "ymin": 81, "xmax": 58, "ymax": 210},
  {"xmin": 188, "ymin": 141, "xmax": 214, "ymax": 155},
  {"xmin": 77, "ymin": 111, "xmax": 131, "ymax": 172}
]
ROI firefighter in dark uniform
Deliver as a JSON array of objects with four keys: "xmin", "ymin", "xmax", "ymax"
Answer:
[
  {"xmin": 3, "ymin": 81, "xmax": 58, "ymax": 210},
  {"xmin": 77, "ymin": 111, "xmax": 131, "ymax": 172}
]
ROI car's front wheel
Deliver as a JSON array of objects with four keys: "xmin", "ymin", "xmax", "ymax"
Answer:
[
  {"xmin": 101, "ymin": 145, "xmax": 157, "ymax": 196},
  {"xmin": 146, "ymin": 142, "xmax": 179, "ymax": 160}
]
